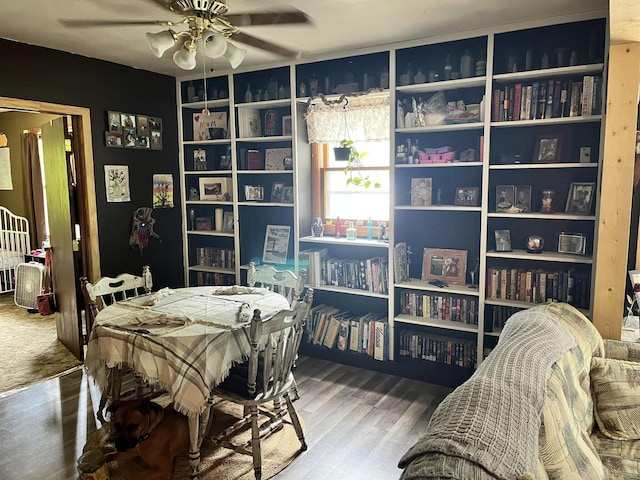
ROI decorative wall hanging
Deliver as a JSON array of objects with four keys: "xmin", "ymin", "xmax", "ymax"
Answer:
[
  {"xmin": 105, "ymin": 111, "xmax": 162, "ymax": 150},
  {"xmin": 104, "ymin": 165, "xmax": 130, "ymax": 202},
  {"xmin": 129, "ymin": 206, "xmax": 161, "ymax": 253},
  {"xmin": 152, "ymin": 174, "xmax": 174, "ymax": 208}
]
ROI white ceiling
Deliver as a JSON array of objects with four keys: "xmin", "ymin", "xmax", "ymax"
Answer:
[{"xmin": 0, "ymin": 0, "xmax": 611, "ymax": 77}]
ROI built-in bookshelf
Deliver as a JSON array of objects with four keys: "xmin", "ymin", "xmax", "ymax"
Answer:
[{"xmin": 177, "ymin": 14, "xmax": 607, "ymax": 387}]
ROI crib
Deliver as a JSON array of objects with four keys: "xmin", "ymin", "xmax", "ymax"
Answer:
[{"xmin": 0, "ymin": 206, "xmax": 30, "ymax": 294}]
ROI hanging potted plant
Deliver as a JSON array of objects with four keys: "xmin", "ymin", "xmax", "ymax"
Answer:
[
  {"xmin": 342, "ymin": 140, "xmax": 381, "ymax": 188},
  {"xmin": 333, "ymin": 139, "xmax": 353, "ymax": 161}
]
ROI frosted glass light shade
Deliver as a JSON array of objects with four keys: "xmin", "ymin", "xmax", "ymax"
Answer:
[
  {"xmin": 146, "ymin": 30, "xmax": 175, "ymax": 58},
  {"xmin": 173, "ymin": 47, "xmax": 197, "ymax": 70},
  {"xmin": 202, "ymin": 30, "xmax": 227, "ymax": 58},
  {"xmin": 224, "ymin": 42, "xmax": 247, "ymax": 69}
]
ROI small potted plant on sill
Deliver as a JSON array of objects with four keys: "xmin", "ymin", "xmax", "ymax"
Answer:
[{"xmin": 336, "ymin": 139, "xmax": 381, "ymax": 189}]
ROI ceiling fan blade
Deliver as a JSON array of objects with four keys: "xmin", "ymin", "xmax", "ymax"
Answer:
[
  {"xmin": 225, "ymin": 10, "xmax": 311, "ymax": 27},
  {"xmin": 232, "ymin": 31, "xmax": 300, "ymax": 58},
  {"xmin": 59, "ymin": 19, "xmax": 167, "ymax": 28}
]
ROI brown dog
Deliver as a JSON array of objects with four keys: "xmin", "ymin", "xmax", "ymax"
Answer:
[{"xmin": 105, "ymin": 398, "xmax": 189, "ymax": 480}]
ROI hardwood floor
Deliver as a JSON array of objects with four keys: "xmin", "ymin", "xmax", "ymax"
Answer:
[{"xmin": 0, "ymin": 356, "xmax": 451, "ymax": 480}]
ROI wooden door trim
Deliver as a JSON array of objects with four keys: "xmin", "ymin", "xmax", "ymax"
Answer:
[{"xmin": 0, "ymin": 96, "xmax": 100, "ymax": 281}]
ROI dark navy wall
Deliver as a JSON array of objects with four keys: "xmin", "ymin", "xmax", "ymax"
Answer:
[{"xmin": 0, "ymin": 39, "xmax": 183, "ymax": 288}]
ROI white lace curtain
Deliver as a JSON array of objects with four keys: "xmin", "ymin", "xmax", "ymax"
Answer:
[{"xmin": 304, "ymin": 94, "xmax": 390, "ymax": 144}]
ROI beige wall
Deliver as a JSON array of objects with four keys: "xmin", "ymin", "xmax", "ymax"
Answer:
[{"xmin": 0, "ymin": 111, "xmax": 61, "ymax": 220}]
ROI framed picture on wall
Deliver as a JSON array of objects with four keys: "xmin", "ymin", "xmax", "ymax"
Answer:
[{"xmin": 107, "ymin": 111, "xmax": 122, "ymax": 133}]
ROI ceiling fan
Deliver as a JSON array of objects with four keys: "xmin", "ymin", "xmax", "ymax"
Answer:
[{"xmin": 59, "ymin": 0, "xmax": 311, "ymax": 70}]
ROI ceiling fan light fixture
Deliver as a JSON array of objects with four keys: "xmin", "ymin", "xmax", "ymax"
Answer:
[
  {"xmin": 173, "ymin": 42, "xmax": 198, "ymax": 70},
  {"xmin": 146, "ymin": 30, "xmax": 176, "ymax": 58},
  {"xmin": 202, "ymin": 30, "xmax": 228, "ymax": 58},
  {"xmin": 224, "ymin": 41, "xmax": 247, "ymax": 69}
]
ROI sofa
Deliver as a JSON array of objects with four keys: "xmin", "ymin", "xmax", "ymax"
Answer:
[{"xmin": 398, "ymin": 302, "xmax": 640, "ymax": 479}]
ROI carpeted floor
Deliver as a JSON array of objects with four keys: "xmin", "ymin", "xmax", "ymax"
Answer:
[
  {"xmin": 0, "ymin": 292, "xmax": 82, "ymax": 394},
  {"xmin": 85, "ymin": 399, "xmax": 304, "ymax": 480}
]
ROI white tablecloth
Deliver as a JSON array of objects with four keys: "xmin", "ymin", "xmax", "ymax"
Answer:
[{"xmin": 84, "ymin": 286, "xmax": 290, "ymax": 417}]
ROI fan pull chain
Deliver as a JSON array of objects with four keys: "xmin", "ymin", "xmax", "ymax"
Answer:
[{"xmin": 202, "ymin": 47, "xmax": 210, "ymax": 116}]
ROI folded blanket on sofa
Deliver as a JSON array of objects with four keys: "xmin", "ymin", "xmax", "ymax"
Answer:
[{"xmin": 398, "ymin": 304, "xmax": 577, "ymax": 480}]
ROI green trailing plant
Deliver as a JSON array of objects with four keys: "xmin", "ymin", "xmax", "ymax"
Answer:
[{"xmin": 338, "ymin": 139, "xmax": 381, "ymax": 189}]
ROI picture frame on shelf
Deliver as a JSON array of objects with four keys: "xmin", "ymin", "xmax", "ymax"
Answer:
[
  {"xmin": 565, "ymin": 182, "xmax": 595, "ymax": 215},
  {"xmin": 494, "ymin": 229, "xmax": 512, "ymax": 252},
  {"xmin": 496, "ymin": 185, "xmax": 515, "ymax": 212},
  {"xmin": 244, "ymin": 185, "xmax": 264, "ymax": 201},
  {"xmin": 263, "ymin": 225, "xmax": 291, "ymax": 265},
  {"xmin": 281, "ymin": 186, "xmax": 293, "ymax": 203},
  {"xmin": 107, "ymin": 111, "xmax": 122, "ymax": 133},
  {"xmin": 629, "ymin": 269, "xmax": 640, "ymax": 290},
  {"xmin": 557, "ymin": 232, "xmax": 586, "ymax": 255},
  {"xmin": 270, "ymin": 182, "xmax": 285, "ymax": 202},
  {"xmin": 199, "ymin": 177, "xmax": 232, "ymax": 201},
  {"xmin": 282, "ymin": 115, "xmax": 292, "ymax": 136},
  {"xmin": 105, "ymin": 132, "xmax": 122, "ymax": 148},
  {"xmin": 533, "ymin": 134, "xmax": 563, "ymax": 163},
  {"xmin": 193, "ymin": 149, "xmax": 207, "ymax": 170},
  {"xmin": 514, "ymin": 185, "xmax": 532, "ymax": 212},
  {"xmin": 222, "ymin": 211, "xmax": 234, "ymax": 233},
  {"xmin": 195, "ymin": 217, "xmax": 212, "ymax": 231},
  {"xmin": 410, "ymin": 178, "xmax": 432, "ymax": 206},
  {"xmin": 265, "ymin": 147, "xmax": 292, "ymax": 170},
  {"xmin": 421, "ymin": 248, "xmax": 467, "ymax": 285},
  {"xmin": 454, "ymin": 186, "xmax": 479, "ymax": 207}
]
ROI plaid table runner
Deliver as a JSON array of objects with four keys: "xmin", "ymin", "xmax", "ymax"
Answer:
[{"xmin": 84, "ymin": 286, "xmax": 290, "ymax": 417}]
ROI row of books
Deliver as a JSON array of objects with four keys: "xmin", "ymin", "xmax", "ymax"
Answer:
[
  {"xmin": 486, "ymin": 267, "xmax": 591, "ymax": 309},
  {"xmin": 195, "ymin": 271, "xmax": 235, "ymax": 286},
  {"xmin": 305, "ymin": 304, "xmax": 389, "ymax": 361},
  {"xmin": 399, "ymin": 292, "xmax": 479, "ymax": 325},
  {"xmin": 488, "ymin": 305, "xmax": 522, "ymax": 331},
  {"xmin": 398, "ymin": 330, "xmax": 477, "ymax": 369},
  {"xmin": 299, "ymin": 248, "xmax": 390, "ymax": 294},
  {"xmin": 195, "ymin": 247, "xmax": 235, "ymax": 269},
  {"xmin": 491, "ymin": 75, "xmax": 602, "ymax": 122}
]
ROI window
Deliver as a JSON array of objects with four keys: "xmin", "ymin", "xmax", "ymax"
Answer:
[
  {"xmin": 305, "ymin": 92, "xmax": 391, "ymax": 227},
  {"xmin": 321, "ymin": 140, "xmax": 390, "ymax": 222}
]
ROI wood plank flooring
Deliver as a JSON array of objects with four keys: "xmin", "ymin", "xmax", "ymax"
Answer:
[{"xmin": 0, "ymin": 356, "xmax": 451, "ymax": 480}]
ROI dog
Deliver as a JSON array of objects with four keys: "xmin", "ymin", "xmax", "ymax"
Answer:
[{"xmin": 105, "ymin": 398, "xmax": 189, "ymax": 480}]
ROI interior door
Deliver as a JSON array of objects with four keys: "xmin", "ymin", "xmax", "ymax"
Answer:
[{"xmin": 41, "ymin": 117, "xmax": 82, "ymax": 359}]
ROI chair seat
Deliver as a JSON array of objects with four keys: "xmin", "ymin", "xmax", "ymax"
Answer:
[{"xmin": 215, "ymin": 371, "xmax": 296, "ymax": 404}]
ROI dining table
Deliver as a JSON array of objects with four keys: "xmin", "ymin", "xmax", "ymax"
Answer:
[{"xmin": 84, "ymin": 284, "xmax": 291, "ymax": 474}]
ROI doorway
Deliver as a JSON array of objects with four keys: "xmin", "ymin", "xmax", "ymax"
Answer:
[{"xmin": 0, "ymin": 96, "xmax": 100, "ymax": 360}]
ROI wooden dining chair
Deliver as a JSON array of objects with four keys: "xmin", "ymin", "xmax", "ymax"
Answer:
[
  {"xmin": 246, "ymin": 261, "xmax": 310, "ymax": 400},
  {"xmin": 81, "ymin": 265, "xmax": 153, "ymax": 338},
  {"xmin": 80, "ymin": 265, "xmax": 155, "ymax": 423},
  {"xmin": 246, "ymin": 261, "xmax": 307, "ymax": 308},
  {"xmin": 208, "ymin": 290, "xmax": 313, "ymax": 480}
]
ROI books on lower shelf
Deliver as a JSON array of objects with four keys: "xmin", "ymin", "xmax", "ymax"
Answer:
[
  {"xmin": 485, "ymin": 266, "xmax": 590, "ymax": 309},
  {"xmin": 398, "ymin": 330, "xmax": 477, "ymax": 369},
  {"xmin": 298, "ymin": 249, "xmax": 389, "ymax": 294},
  {"xmin": 195, "ymin": 247, "xmax": 235, "ymax": 268},
  {"xmin": 196, "ymin": 271, "xmax": 235, "ymax": 286},
  {"xmin": 400, "ymin": 292, "xmax": 478, "ymax": 325},
  {"xmin": 305, "ymin": 304, "xmax": 389, "ymax": 361}
]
